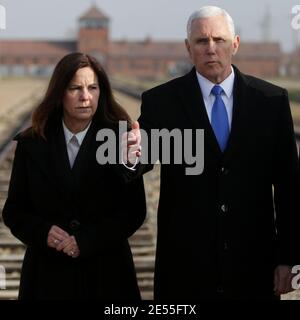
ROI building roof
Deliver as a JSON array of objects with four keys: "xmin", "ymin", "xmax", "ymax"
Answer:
[
  {"xmin": 0, "ymin": 39, "xmax": 282, "ymax": 61},
  {"xmin": 236, "ymin": 42, "xmax": 281, "ymax": 59},
  {"xmin": 109, "ymin": 40, "xmax": 188, "ymax": 59},
  {"xmin": 108, "ymin": 39, "xmax": 281, "ymax": 60},
  {"xmin": 79, "ymin": 5, "xmax": 109, "ymax": 21},
  {"xmin": 0, "ymin": 40, "xmax": 76, "ymax": 57}
]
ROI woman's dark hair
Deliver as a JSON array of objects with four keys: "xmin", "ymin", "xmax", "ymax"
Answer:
[{"xmin": 25, "ymin": 52, "xmax": 131, "ymax": 139}]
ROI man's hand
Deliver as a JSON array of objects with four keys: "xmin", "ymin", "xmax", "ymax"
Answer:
[
  {"xmin": 274, "ymin": 265, "xmax": 294, "ymax": 295},
  {"xmin": 122, "ymin": 121, "xmax": 141, "ymax": 166}
]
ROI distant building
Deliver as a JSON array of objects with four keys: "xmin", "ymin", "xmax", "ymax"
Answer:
[
  {"xmin": 234, "ymin": 42, "xmax": 281, "ymax": 78},
  {"xmin": 281, "ymin": 47, "xmax": 300, "ymax": 78},
  {"xmin": 0, "ymin": 5, "xmax": 282, "ymax": 79}
]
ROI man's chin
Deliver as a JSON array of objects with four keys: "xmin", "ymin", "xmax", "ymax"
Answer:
[{"xmin": 200, "ymin": 70, "xmax": 220, "ymax": 82}]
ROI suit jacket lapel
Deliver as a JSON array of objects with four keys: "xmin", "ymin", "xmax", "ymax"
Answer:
[
  {"xmin": 177, "ymin": 67, "xmax": 222, "ymax": 157},
  {"xmin": 223, "ymin": 66, "xmax": 249, "ymax": 162}
]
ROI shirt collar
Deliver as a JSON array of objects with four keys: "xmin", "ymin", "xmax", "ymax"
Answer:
[
  {"xmin": 62, "ymin": 120, "xmax": 91, "ymax": 146},
  {"xmin": 196, "ymin": 66, "xmax": 235, "ymax": 99}
]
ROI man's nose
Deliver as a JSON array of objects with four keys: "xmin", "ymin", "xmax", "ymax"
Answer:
[{"xmin": 207, "ymin": 40, "xmax": 216, "ymax": 53}]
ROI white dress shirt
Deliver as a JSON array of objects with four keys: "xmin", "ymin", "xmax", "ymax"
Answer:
[
  {"xmin": 62, "ymin": 120, "xmax": 91, "ymax": 168},
  {"xmin": 196, "ymin": 67, "xmax": 235, "ymax": 129},
  {"xmin": 123, "ymin": 68, "xmax": 235, "ymax": 170}
]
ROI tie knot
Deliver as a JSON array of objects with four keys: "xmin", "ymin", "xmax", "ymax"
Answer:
[
  {"xmin": 211, "ymin": 85, "xmax": 223, "ymax": 96},
  {"xmin": 69, "ymin": 135, "xmax": 79, "ymax": 146}
]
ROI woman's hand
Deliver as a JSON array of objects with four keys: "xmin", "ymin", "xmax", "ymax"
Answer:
[
  {"xmin": 47, "ymin": 225, "xmax": 80, "ymax": 258},
  {"xmin": 56, "ymin": 235, "xmax": 80, "ymax": 258},
  {"xmin": 47, "ymin": 225, "xmax": 69, "ymax": 248}
]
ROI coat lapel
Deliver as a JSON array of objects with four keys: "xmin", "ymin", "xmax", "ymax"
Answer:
[
  {"xmin": 20, "ymin": 120, "xmax": 106, "ymax": 220},
  {"xmin": 21, "ymin": 133, "xmax": 52, "ymax": 182},
  {"xmin": 19, "ymin": 124, "xmax": 70, "ymax": 200},
  {"xmin": 48, "ymin": 123, "xmax": 74, "ymax": 194},
  {"xmin": 223, "ymin": 66, "xmax": 249, "ymax": 162},
  {"xmin": 70, "ymin": 120, "xmax": 101, "ymax": 189}
]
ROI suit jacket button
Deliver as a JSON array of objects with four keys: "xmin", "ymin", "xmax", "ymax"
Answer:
[{"xmin": 69, "ymin": 219, "xmax": 80, "ymax": 231}]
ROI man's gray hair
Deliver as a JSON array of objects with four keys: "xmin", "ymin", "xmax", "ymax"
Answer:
[{"xmin": 187, "ymin": 6, "xmax": 236, "ymax": 39}]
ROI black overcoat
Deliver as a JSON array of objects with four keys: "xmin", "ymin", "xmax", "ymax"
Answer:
[
  {"xmin": 132, "ymin": 66, "xmax": 299, "ymax": 299},
  {"xmin": 3, "ymin": 120, "xmax": 146, "ymax": 300}
]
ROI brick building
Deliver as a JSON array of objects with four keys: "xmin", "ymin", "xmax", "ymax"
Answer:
[{"xmin": 0, "ymin": 5, "xmax": 282, "ymax": 79}]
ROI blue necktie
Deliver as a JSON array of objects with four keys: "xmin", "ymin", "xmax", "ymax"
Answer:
[{"xmin": 211, "ymin": 85, "xmax": 229, "ymax": 152}]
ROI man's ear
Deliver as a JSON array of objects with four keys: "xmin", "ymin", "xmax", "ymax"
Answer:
[
  {"xmin": 185, "ymin": 38, "xmax": 191, "ymax": 56},
  {"xmin": 232, "ymin": 35, "xmax": 240, "ymax": 56},
  {"xmin": 185, "ymin": 39, "xmax": 193, "ymax": 60}
]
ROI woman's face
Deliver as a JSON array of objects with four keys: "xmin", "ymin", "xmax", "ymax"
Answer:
[{"xmin": 62, "ymin": 66, "xmax": 100, "ymax": 132}]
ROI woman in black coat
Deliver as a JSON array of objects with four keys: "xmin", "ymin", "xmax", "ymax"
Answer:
[{"xmin": 2, "ymin": 52, "xmax": 146, "ymax": 300}]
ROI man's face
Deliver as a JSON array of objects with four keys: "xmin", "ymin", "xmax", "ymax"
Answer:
[{"xmin": 185, "ymin": 15, "xmax": 240, "ymax": 83}]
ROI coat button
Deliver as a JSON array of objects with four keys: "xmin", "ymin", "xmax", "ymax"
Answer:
[
  {"xmin": 221, "ymin": 167, "xmax": 229, "ymax": 175},
  {"xmin": 221, "ymin": 204, "xmax": 228, "ymax": 213},
  {"xmin": 217, "ymin": 286, "xmax": 224, "ymax": 294},
  {"xmin": 69, "ymin": 219, "xmax": 80, "ymax": 231}
]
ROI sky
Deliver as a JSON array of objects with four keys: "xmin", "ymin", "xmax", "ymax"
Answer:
[{"xmin": 0, "ymin": 0, "xmax": 299, "ymax": 53}]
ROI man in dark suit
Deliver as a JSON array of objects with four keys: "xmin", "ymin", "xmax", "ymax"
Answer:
[{"xmin": 123, "ymin": 6, "xmax": 299, "ymax": 299}]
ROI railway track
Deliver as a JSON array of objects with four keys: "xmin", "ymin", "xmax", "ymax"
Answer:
[{"xmin": 0, "ymin": 142, "xmax": 24, "ymax": 299}]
